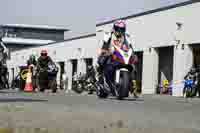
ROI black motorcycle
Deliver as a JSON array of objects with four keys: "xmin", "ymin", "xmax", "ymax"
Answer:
[
  {"xmin": 72, "ymin": 73, "xmax": 97, "ymax": 94},
  {"xmin": 72, "ymin": 74, "xmax": 86, "ymax": 94},
  {"xmin": 37, "ymin": 62, "xmax": 58, "ymax": 93}
]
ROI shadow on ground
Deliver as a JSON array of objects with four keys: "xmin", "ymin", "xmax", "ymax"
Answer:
[
  {"xmin": 0, "ymin": 90, "xmax": 18, "ymax": 94},
  {"xmin": 106, "ymin": 97, "xmax": 144, "ymax": 102},
  {"xmin": 0, "ymin": 98, "xmax": 48, "ymax": 103}
]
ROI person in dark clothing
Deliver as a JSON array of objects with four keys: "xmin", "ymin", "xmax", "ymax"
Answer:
[
  {"xmin": 36, "ymin": 49, "xmax": 53, "ymax": 72},
  {"xmin": 36, "ymin": 49, "xmax": 56, "ymax": 91},
  {"xmin": 183, "ymin": 67, "xmax": 197, "ymax": 97},
  {"xmin": 0, "ymin": 62, "xmax": 9, "ymax": 89},
  {"xmin": 191, "ymin": 65, "xmax": 200, "ymax": 97},
  {"xmin": 27, "ymin": 54, "xmax": 37, "ymax": 66}
]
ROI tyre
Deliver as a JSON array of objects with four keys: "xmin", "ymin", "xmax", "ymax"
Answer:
[
  {"xmin": 38, "ymin": 71, "xmax": 48, "ymax": 92},
  {"xmin": 0, "ymin": 83, "xmax": 3, "ymax": 90},
  {"xmin": 0, "ymin": 77, "xmax": 5, "ymax": 90},
  {"xmin": 39, "ymin": 88, "xmax": 45, "ymax": 92},
  {"xmin": 72, "ymin": 82, "xmax": 84, "ymax": 94},
  {"xmin": 186, "ymin": 87, "xmax": 192, "ymax": 98},
  {"xmin": 87, "ymin": 83, "xmax": 95, "ymax": 95},
  {"xmin": 97, "ymin": 89, "xmax": 109, "ymax": 98},
  {"xmin": 49, "ymin": 79, "xmax": 57, "ymax": 93},
  {"xmin": 88, "ymin": 87, "xmax": 94, "ymax": 94},
  {"xmin": 32, "ymin": 76, "xmax": 37, "ymax": 92},
  {"xmin": 39, "ymin": 79, "xmax": 48, "ymax": 92},
  {"xmin": 117, "ymin": 71, "xmax": 130, "ymax": 100}
]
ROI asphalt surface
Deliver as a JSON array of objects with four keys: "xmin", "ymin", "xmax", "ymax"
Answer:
[{"xmin": 0, "ymin": 90, "xmax": 199, "ymax": 133}]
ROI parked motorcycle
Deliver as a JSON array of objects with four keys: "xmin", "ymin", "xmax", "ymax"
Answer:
[
  {"xmin": 72, "ymin": 73, "xmax": 97, "ymax": 94},
  {"xmin": 72, "ymin": 74, "xmax": 85, "ymax": 94},
  {"xmin": 96, "ymin": 44, "xmax": 137, "ymax": 100}
]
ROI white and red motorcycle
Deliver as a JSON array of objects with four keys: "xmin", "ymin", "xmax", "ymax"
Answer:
[{"xmin": 96, "ymin": 35, "xmax": 137, "ymax": 100}]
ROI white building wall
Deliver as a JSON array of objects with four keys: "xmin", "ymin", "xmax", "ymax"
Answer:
[
  {"xmin": 142, "ymin": 48, "xmax": 159, "ymax": 94},
  {"xmin": 173, "ymin": 44, "xmax": 193, "ymax": 96},
  {"xmin": 56, "ymin": 62, "xmax": 61, "ymax": 88},
  {"xmin": 96, "ymin": 2, "xmax": 200, "ymax": 49},
  {"xmin": 65, "ymin": 60, "xmax": 73, "ymax": 92},
  {"xmin": 9, "ymin": 36, "xmax": 96, "ymax": 66},
  {"xmin": 8, "ymin": 35, "xmax": 97, "ymax": 91}
]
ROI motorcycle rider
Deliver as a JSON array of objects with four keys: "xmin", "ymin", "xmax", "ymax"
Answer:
[
  {"xmin": 36, "ymin": 49, "xmax": 54, "ymax": 72},
  {"xmin": 190, "ymin": 65, "xmax": 200, "ymax": 97},
  {"xmin": 36, "ymin": 49, "xmax": 55, "ymax": 90},
  {"xmin": 0, "ymin": 61, "xmax": 9, "ymax": 89},
  {"xmin": 96, "ymin": 19, "xmax": 138, "ymax": 95},
  {"xmin": 184, "ymin": 67, "xmax": 198, "ymax": 97}
]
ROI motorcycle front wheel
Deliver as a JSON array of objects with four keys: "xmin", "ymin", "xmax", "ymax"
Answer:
[
  {"xmin": 117, "ymin": 71, "xmax": 130, "ymax": 100},
  {"xmin": 186, "ymin": 86, "xmax": 192, "ymax": 98}
]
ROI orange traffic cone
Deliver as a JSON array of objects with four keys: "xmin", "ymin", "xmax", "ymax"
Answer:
[{"xmin": 24, "ymin": 66, "xmax": 33, "ymax": 92}]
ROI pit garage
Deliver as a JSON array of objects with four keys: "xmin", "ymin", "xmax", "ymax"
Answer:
[
  {"xmin": 134, "ymin": 52, "xmax": 143, "ymax": 93},
  {"xmin": 192, "ymin": 45, "xmax": 200, "ymax": 68},
  {"xmin": 157, "ymin": 46, "xmax": 174, "ymax": 94}
]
